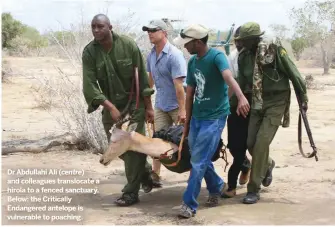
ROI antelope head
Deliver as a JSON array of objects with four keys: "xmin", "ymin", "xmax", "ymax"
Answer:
[{"xmin": 99, "ymin": 123, "xmax": 137, "ymax": 166}]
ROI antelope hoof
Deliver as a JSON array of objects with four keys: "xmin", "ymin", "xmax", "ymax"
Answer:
[{"xmin": 100, "ymin": 157, "xmax": 111, "ymax": 166}]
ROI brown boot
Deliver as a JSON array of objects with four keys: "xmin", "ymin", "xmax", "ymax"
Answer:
[
  {"xmin": 239, "ymin": 169, "xmax": 250, "ymax": 185},
  {"xmin": 221, "ymin": 189, "xmax": 236, "ymax": 198}
]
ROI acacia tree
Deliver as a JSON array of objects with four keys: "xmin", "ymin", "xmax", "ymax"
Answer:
[
  {"xmin": 291, "ymin": 37, "xmax": 308, "ymax": 61},
  {"xmin": 290, "ymin": 0, "xmax": 335, "ymax": 74},
  {"xmin": 269, "ymin": 23, "xmax": 290, "ymax": 40}
]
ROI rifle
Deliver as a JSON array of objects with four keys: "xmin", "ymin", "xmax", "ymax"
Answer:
[{"xmin": 294, "ymin": 88, "xmax": 318, "ymax": 161}]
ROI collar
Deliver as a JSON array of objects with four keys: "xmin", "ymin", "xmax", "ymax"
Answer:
[{"xmin": 151, "ymin": 41, "xmax": 171, "ymax": 54}]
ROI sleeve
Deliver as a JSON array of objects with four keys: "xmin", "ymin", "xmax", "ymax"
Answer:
[
  {"xmin": 170, "ymin": 50, "xmax": 187, "ymax": 80},
  {"xmin": 214, "ymin": 52, "xmax": 230, "ymax": 72},
  {"xmin": 237, "ymin": 52, "xmax": 246, "ymax": 93},
  {"xmin": 82, "ymin": 48, "xmax": 107, "ymax": 113},
  {"xmin": 132, "ymin": 42, "xmax": 155, "ymax": 97},
  {"xmin": 146, "ymin": 53, "xmax": 151, "ymax": 73},
  {"xmin": 278, "ymin": 46, "xmax": 308, "ymax": 103},
  {"xmin": 186, "ymin": 56, "xmax": 196, "ymax": 87}
]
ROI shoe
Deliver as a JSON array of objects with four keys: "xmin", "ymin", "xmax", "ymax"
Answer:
[
  {"xmin": 239, "ymin": 168, "xmax": 251, "ymax": 185},
  {"xmin": 221, "ymin": 189, "xmax": 236, "ymax": 198},
  {"xmin": 262, "ymin": 160, "xmax": 275, "ymax": 187},
  {"xmin": 242, "ymin": 192, "xmax": 260, "ymax": 204},
  {"xmin": 205, "ymin": 194, "xmax": 219, "ymax": 207},
  {"xmin": 178, "ymin": 203, "xmax": 195, "ymax": 219}
]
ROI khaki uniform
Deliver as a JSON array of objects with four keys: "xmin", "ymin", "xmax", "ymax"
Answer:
[
  {"xmin": 238, "ymin": 45, "xmax": 308, "ymax": 193},
  {"xmin": 82, "ymin": 32, "xmax": 154, "ymax": 195}
]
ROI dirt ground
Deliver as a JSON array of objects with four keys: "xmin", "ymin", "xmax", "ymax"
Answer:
[{"xmin": 2, "ymin": 57, "xmax": 335, "ymax": 225}]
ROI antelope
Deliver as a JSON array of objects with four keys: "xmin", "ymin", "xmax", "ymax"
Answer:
[{"xmin": 99, "ymin": 123, "xmax": 179, "ymax": 166}]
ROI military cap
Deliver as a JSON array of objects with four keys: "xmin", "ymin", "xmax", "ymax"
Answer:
[{"xmin": 235, "ymin": 22, "xmax": 265, "ymax": 40}]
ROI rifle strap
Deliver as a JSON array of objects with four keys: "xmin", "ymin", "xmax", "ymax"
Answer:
[
  {"xmin": 114, "ymin": 67, "xmax": 140, "ymax": 128},
  {"xmin": 298, "ymin": 112, "xmax": 318, "ymax": 161}
]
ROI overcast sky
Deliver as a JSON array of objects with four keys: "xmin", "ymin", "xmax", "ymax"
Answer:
[{"xmin": 3, "ymin": 0, "xmax": 310, "ymax": 36}]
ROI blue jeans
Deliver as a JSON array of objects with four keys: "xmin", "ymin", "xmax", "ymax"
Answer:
[{"xmin": 182, "ymin": 115, "xmax": 227, "ymax": 211}]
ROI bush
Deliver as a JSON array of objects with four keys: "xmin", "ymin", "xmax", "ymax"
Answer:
[{"xmin": 2, "ymin": 12, "xmax": 25, "ymax": 48}]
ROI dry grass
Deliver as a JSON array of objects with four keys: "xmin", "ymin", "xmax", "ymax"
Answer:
[
  {"xmin": 304, "ymin": 74, "xmax": 325, "ymax": 90},
  {"xmin": 2, "ymin": 59, "xmax": 13, "ymax": 83}
]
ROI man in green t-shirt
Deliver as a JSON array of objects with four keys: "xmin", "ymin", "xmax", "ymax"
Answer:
[
  {"xmin": 173, "ymin": 24, "xmax": 250, "ymax": 218},
  {"xmin": 82, "ymin": 14, "xmax": 155, "ymax": 206}
]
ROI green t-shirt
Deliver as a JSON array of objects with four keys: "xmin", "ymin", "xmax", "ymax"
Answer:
[{"xmin": 186, "ymin": 48, "xmax": 230, "ymax": 120}]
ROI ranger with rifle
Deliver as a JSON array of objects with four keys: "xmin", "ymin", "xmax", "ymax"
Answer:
[{"xmin": 235, "ymin": 22, "xmax": 309, "ymax": 204}]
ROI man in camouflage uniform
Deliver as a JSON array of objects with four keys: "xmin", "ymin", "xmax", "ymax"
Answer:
[
  {"xmin": 82, "ymin": 14, "xmax": 155, "ymax": 206},
  {"xmin": 236, "ymin": 22, "xmax": 308, "ymax": 204}
]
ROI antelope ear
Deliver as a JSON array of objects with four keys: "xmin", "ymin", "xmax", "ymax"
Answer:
[{"xmin": 127, "ymin": 122, "xmax": 138, "ymax": 132}]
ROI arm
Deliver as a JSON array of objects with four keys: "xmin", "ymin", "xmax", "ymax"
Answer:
[
  {"xmin": 82, "ymin": 48, "xmax": 109, "ymax": 112},
  {"xmin": 148, "ymin": 72, "xmax": 154, "ymax": 89},
  {"xmin": 228, "ymin": 86, "xmax": 234, "ymax": 99},
  {"xmin": 171, "ymin": 51, "xmax": 187, "ymax": 123},
  {"xmin": 227, "ymin": 51, "xmax": 237, "ymax": 99},
  {"xmin": 183, "ymin": 58, "xmax": 196, "ymax": 136},
  {"xmin": 222, "ymin": 69, "xmax": 245, "ymax": 101},
  {"xmin": 214, "ymin": 53, "xmax": 250, "ymax": 117},
  {"xmin": 146, "ymin": 54, "xmax": 154, "ymax": 89},
  {"xmin": 173, "ymin": 78, "xmax": 186, "ymax": 122},
  {"xmin": 82, "ymin": 48, "xmax": 121, "ymax": 120},
  {"xmin": 185, "ymin": 85, "xmax": 195, "ymax": 126},
  {"xmin": 279, "ymin": 47, "xmax": 308, "ymax": 103}
]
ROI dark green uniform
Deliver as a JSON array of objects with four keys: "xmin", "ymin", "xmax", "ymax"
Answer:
[
  {"xmin": 82, "ymin": 32, "xmax": 154, "ymax": 196},
  {"xmin": 238, "ymin": 40, "xmax": 308, "ymax": 193}
]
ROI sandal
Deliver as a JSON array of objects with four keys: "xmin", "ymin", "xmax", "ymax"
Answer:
[{"xmin": 114, "ymin": 193, "xmax": 139, "ymax": 207}]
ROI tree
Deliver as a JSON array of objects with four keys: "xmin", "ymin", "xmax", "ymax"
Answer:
[
  {"xmin": 291, "ymin": 37, "xmax": 307, "ymax": 61},
  {"xmin": 21, "ymin": 26, "xmax": 48, "ymax": 49},
  {"xmin": 1, "ymin": 12, "xmax": 26, "ymax": 48},
  {"xmin": 290, "ymin": 0, "xmax": 335, "ymax": 74},
  {"xmin": 269, "ymin": 24, "xmax": 290, "ymax": 40}
]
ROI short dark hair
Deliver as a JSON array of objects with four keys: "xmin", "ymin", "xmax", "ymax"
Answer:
[
  {"xmin": 200, "ymin": 35, "xmax": 208, "ymax": 44},
  {"xmin": 92, "ymin": 14, "xmax": 111, "ymax": 25}
]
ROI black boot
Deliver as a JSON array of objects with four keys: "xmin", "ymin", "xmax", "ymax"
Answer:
[
  {"xmin": 262, "ymin": 160, "xmax": 275, "ymax": 187},
  {"xmin": 242, "ymin": 192, "xmax": 260, "ymax": 204}
]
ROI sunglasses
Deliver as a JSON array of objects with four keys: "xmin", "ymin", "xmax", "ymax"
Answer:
[
  {"xmin": 147, "ymin": 28, "xmax": 161, "ymax": 33},
  {"xmin": 180, "ymin": 29, "xmax": 195, "ymax": 39}
]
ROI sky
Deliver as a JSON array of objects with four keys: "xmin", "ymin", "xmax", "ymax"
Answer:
[{"xmin": 2, "ymin": 0, "xmax": 310, "ymax": 36}]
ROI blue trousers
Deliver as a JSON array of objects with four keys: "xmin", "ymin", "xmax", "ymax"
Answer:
[{"xmin": 182, "ymin": 115, "xmax": 227, "ymax": 211}]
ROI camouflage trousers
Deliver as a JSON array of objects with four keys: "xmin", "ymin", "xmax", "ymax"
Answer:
[{"xmin": 247, "ymin": 90, "xmax": 290, "ymax": 193}]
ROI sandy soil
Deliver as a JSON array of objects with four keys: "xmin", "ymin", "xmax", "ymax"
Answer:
[{"xmin": 2, "ymin": 57, "xmax": 335, "ymax": 225}]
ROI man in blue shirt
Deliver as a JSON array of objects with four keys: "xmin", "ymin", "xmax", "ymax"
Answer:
[
  {"xmin": 142, "ymin": 20, "xmax": 187, "ymax": 187},
  {"xmin": 173, "ymin": 24, "xmax": 250, "ymax": 218}
]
